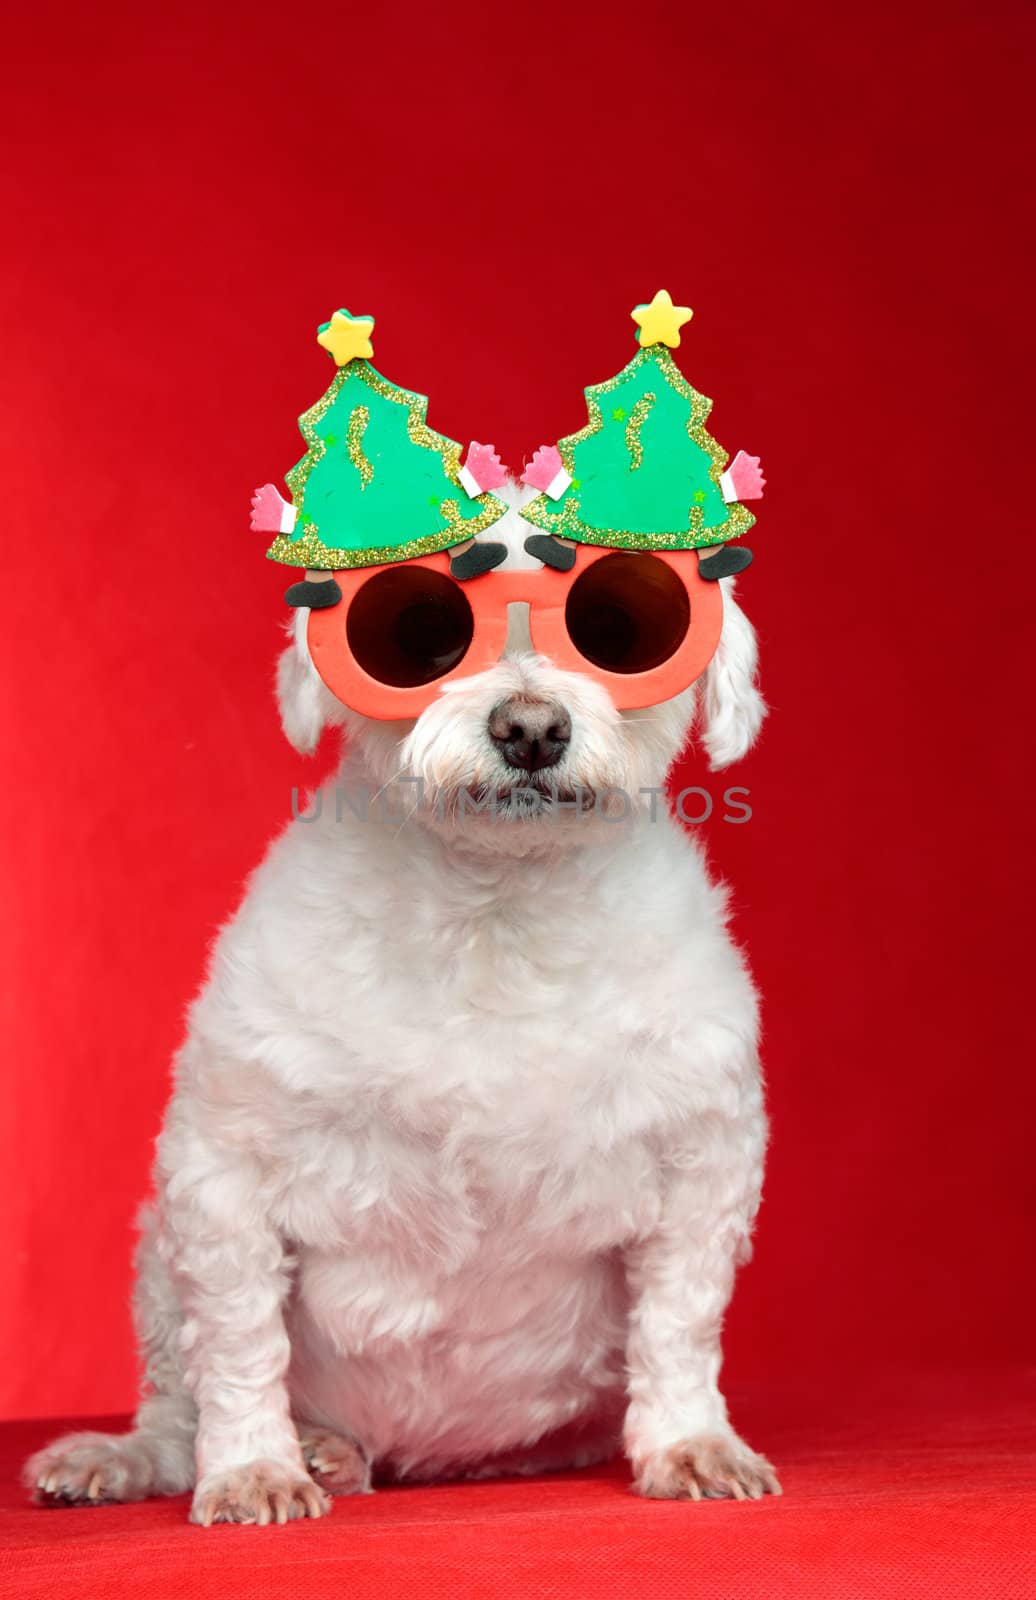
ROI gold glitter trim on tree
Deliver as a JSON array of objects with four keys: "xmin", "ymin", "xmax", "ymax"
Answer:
[
  {"xmin": 266, "ymin": 524, "xmax": 469, "ymax": 570},
  {"xmin": 520, "ymin": 496, "xmax": 755, "ymax": 552},
  {"xmin": 625, "ymin": 393, "xmax": 656, "ymax": 470},
  {"xmin": 523, "ymin": 346, "xmax": 751, "ymax": 549},
  {"xmin": 346, "ymin": 405, "xmax": 373, "ymax": 488},
  {"xmin": 652, "ymin": 348, "xmax": 729, "ymax": 478}
]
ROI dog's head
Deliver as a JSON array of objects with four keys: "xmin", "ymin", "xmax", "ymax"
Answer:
[{"xmin": 276, "ymin": 502, "xmax": 764, "ymax": 842}]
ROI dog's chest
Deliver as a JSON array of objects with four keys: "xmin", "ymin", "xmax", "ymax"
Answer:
[
  {"xmin": 266, "ymin": 844, "xmax": 705, "ymax": 1294},
  {"xmin": 277, "ymin": 1021, "xmax": 670, "ymax": 1268},
  {"xmin": 281, "ymin": 1074, "xmax": 658, "ymax": 1359}
]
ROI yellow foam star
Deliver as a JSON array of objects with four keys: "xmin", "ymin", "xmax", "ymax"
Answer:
[
  {"xmin": 631, "ymin": 289, "xmax": 693, "ymax": 349},
  {"xmin": 316, "ymin": 308, "xmax": 375, "ymax": 366}
]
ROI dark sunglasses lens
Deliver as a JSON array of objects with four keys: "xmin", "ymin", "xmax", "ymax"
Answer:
[
  {"xmin": 346, "ymin": 566, "xmax": 474, "ymax": 688},
  {"xmin": 564, "ymin": 552, "xmax": 691, "ymax": 674}
]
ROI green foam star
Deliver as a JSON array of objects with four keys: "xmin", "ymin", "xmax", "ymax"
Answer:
[{"xmin": 612, "ymin": 407, "xmax": 626, "ymax": 422}]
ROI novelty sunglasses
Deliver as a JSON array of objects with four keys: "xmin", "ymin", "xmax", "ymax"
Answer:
[{"xmin": 307, "ymin": 544, "xmax": 724, "ymax": 720}]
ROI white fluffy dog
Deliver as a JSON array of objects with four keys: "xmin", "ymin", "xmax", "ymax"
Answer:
[{"xmin": 28, "ymin": 496, "xmax": 778, "ymax": 1524}]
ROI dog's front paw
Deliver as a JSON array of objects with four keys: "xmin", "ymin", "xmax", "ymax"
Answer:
[
  {"xmin": 191, "ymin": 1460, "xmax": 330, "ymax": 1526},
  {"xmin": 633, "ymin": 1432, "xmax": 781, "ymax": 1501},
  {"xmin": 300, "ymin": 1429, "xmax": 371, "ymax": 1496}
]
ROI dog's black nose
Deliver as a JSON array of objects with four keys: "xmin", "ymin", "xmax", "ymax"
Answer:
[{"xmin": 488, "ymin": 697, "xmax": 572, "ymax": 774}]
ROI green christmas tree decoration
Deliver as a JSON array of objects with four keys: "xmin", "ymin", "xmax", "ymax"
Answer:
[
  {"xmin": 521, "ymin": 296, "xmax": 756, "ymax": 555},
  {"xmin": 263, "ymin": 310, "xmax": 507, "ymax": 570}
]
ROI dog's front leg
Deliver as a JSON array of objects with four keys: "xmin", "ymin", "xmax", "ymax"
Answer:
[
  {"xmin": 158, "ymin": 1130, "xmax": 328, "ymax": 1527},
  {"xmin": 622, "ymin": 1109, "xmax": 781, "ymax": 1501}
]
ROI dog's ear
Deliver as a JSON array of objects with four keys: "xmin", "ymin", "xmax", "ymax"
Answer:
[
  {"xmin": 699, "ymin": 582, "xmax": 766, "ymax": 770},
  {"xmin": 275, "ymin": 611, "xmax": 341, "ymax": 754}
]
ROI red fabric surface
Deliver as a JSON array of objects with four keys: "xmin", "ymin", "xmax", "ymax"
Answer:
[
  {"xmin": 1, "ymin": 0, "xmax": 1034, "ymax": 1456},
  {"xmin": 4, "ymin": 1372, "xmax": 1034, "ymax": 1598}
]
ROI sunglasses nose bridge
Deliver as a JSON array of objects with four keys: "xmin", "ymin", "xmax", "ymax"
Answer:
[
  {"xmin": 472, "ymin": 564, "xmax": 577, "ymax": 662},
  {"xmin": 502, "ymin": 599, "xmax": 533, "ymax": 656}
]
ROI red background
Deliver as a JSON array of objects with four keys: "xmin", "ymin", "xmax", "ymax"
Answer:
[{"xmin": 1, "ymin": 0, "xmax": 1033, "ymax": 1426}]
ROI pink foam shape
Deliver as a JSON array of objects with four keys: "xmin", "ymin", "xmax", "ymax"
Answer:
[
  {"xmin": 250, "ymin": 483, "xmax": 290, "ymax": 532},
  {"xmin": 521, "ymin": 445, "xmax": 565, "ymax": 492},
  {"xmin": 726, "ymin": 451, "xmax": 766, "ymax": 501},
  {"xmin": 463, "ymin": 441, "xmax": 508, "ymax": 492}
]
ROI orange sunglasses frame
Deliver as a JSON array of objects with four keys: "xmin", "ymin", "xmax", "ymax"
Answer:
[{"xmin": 306, "ymin": 543, "xmax": 725, "ymax": 720}]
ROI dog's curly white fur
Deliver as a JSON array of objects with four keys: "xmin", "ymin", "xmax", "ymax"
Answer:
[{"xmin": 27, "ymin": 493, "xmax": 778, "ymax": 1524}]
